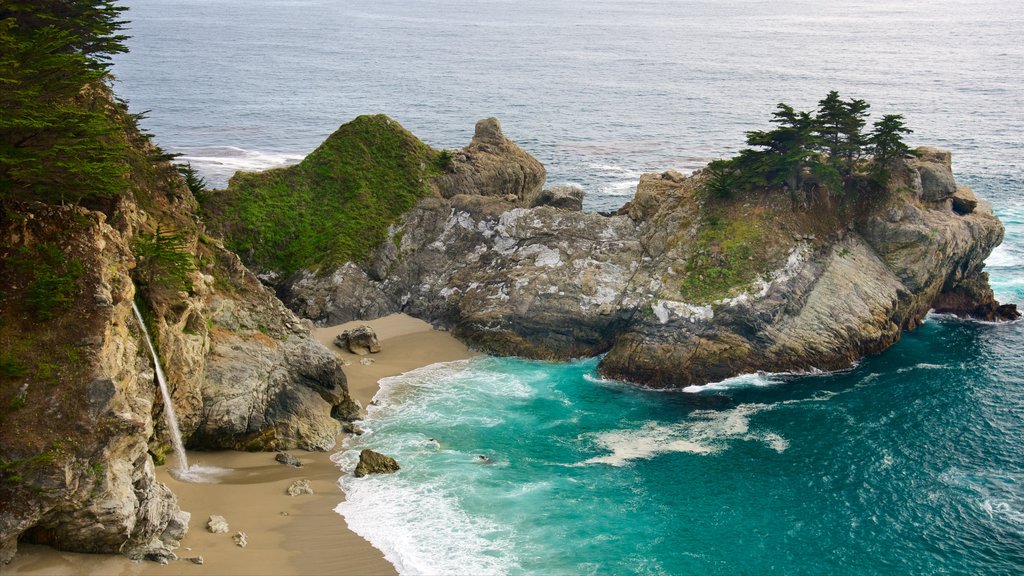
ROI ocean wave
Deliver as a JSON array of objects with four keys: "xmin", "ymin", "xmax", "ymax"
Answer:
[
  {"xmin": 578, "ymin": 403, "xmax": 783, "ymax": 466},
  {"xmin": 336, "ymin": 466, "xmax": 519, "ymax": 575},
  {"xmin": 174, "ymin": 145, "xmax": 304, "ymax": 172}
]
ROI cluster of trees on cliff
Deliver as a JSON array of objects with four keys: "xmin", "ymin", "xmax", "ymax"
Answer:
[
  {"xmin": 0, "ymin": 1, "xmax": 130, "ymax": 204},
  {"xmin": 703, "ymin": 91, "xmax": 912, "ymax": 199}
]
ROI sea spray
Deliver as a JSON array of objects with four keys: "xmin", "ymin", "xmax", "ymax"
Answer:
[{"xmin": 131, "ymin": 301, "xmax": 189, "ymax": 475}]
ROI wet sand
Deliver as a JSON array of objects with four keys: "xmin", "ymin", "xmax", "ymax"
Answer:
[{"xmin": 4, "ymin": 314, "xmax": 474, "ymax": 576}]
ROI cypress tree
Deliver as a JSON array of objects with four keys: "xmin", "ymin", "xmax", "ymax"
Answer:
[{"xmin": 0, "ymin": 1, "xmax": 130, "ymax": 204}]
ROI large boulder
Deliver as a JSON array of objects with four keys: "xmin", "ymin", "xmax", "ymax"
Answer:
[
  {"xmin": 334, "ymin": 325, "xmax": 381, "ymax": 356},
  {"xmin": 354, "ymin": 450, "xmax": 400, "ymax": 478}
]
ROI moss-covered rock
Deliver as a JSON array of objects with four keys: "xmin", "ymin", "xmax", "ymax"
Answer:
[{"xmin": 201, "ymin": 115, "xmax": 445, "ymax": 278}]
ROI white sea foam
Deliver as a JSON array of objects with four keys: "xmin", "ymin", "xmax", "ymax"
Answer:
[
  {"xmin": 986, "ymin": 245, "xmax": 1020, "ymax": 268},
  {"xmin": 682, "ymin": 372, "xmax": 781, "ymax": 393},
  {"xmin": 336, "ymin": 469, "xmax": 519, "ymax": 575},
  {"xmin": 600, "ymin": 180, "xmax": 639, "ymax": 196},
  {"xmin": 579, "ymin": 403, "xmax": 784, "ymax": 466},
  {"xmin": 981, "ymin": 499, "xmax": 1024, "ymax": 527},
  {"xmin": 170, "ymin": 463, "xmax": 232, "ymax": 484},
  {"xmin": 895, "ymin": 363, "xmax": 948, "ymax": 373}
]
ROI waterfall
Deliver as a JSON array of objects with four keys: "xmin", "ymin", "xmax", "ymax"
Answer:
[{"xmin": 131, "ymin": 301, "xmax": 189, "ymax": 475}]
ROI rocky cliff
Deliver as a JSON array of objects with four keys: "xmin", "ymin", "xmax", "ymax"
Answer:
[
  {"xmin": 0, "ymin": 91, "xmax": 360, "ymax": 564},
  {"xmin": 274, "ymin": 122, "xmax": 1016, "ymax": 388}
]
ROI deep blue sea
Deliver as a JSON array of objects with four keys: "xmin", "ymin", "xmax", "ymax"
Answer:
[{"xmin": 114, "ymin": 1, "xmax": 1022, "ymax": 574}]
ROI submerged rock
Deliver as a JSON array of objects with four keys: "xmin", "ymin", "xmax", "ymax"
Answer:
[
  {"xmin": 354, "ymin": 449, "xmax": 400, "ymax": 478},
  {"xmin": 233, "ymin": 532, "xmax": 248, "ymax": 548}
]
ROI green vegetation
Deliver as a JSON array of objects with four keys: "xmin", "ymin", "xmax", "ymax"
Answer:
[
  {"xmin": 0, "ymin": 1, "xmax": 131, "ymax": 204},
  {"xmin": 177, "ymin": 161, "xmax": 208, "ymax": 200},
  {"xmin": 202, "ymin": 114, "xmax": 446, "ymax": 276},
  {"xmin": 9, "ymin": 243, "xmax": 83, "ymax": 321},
  {"xmin": 0, "ymin": 353, "xmax": 26, "ymax": 379},
  {"xmin": 703, "ymin": 92, "xmax": 913, "ymax": 199},
  {"xmin": 679, "ymin": 212, "xmax": 764, "ymax": 303},
  {"xmin": 133, "ymin": 223, "xmax": 195, "ymax": 292}
]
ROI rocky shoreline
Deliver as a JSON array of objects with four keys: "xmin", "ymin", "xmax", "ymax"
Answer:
[
  {"xmin": 268, "ymin": 120, "xmax": 1018, "ymax": 388},
  {"xmin": 1, "ymin": 106, "xmax": 1017, "ymax": 568}
]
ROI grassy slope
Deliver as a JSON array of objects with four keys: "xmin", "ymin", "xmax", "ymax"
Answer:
[{"xmin": 202, "ymin": 115, "xmax": 445, "ymax": 277}]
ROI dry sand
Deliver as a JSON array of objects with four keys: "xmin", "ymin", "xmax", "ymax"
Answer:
[{"xmin": 4, "ymin": 314, "xmax": 475, "ymax": 576}]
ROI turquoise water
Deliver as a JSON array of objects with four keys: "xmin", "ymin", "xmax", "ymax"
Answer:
[
  {"xmin": 337, "ymin": 314, "xmax": 1023, "ymax": 575},
  {"xmin": 110, "ymin": 1, "xmax": 1023, "ymax": 573}
]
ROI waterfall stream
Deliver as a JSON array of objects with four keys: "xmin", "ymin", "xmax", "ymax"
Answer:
[{"xmin": 131, "ymin": 301, "xmax": 189, "ymax": 475}]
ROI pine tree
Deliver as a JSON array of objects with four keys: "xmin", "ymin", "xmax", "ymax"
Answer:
[
  {"xmin": 814, "ymin": 91, "xmax": 870, "ymax": 177},
  {"xmin": 740, "ymin": 104, "xmax": 821, "ymax": 193},
  {"xmin": 869, "ymin": 114, "xmax": 912, "ymax": 184},
  {"xmin": 133, "ymin": 224, "xmax": 195, "ymax": 292},
  {"xmin": 176, "ymin": 162, "xmax": 208, "ymax": 199}
]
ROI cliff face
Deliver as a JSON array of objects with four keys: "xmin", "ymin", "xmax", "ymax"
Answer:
[
  {"xmin": 0, "ymin": 91, "xmax": 360, "ymax": 564},
  {"xmin": 0, "ymin": 203, "xmax": 186, "ymax": 564},
  {"xmin": 279, "ymin": 123, "xmax": 1016, "ymax": 388}
]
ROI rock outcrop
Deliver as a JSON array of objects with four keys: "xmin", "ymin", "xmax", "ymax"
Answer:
[
  {"xmin": 433, "ymin": 118, "xmax": 546, "ymax": 206},
  {"xmin": 279, "ymin": 135, "xmax": 1016, "ymax": 388},
  {"xmin": 533, "ymin": 185, "xmax": 585, "ymax": 211},
  {"xmin": 354, "ymin": 449, "xmax": 401, "ymax": 477}
]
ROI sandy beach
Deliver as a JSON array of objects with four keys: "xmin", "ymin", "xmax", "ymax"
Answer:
[{"xmin": 4, "ymin": 314, "xmax": 474, "ymax": 576}]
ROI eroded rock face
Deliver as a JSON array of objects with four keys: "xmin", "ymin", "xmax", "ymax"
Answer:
[
  {"xmin": 282, "ymin": 146, "xmax": 1014, "ymax": 389},
  {"xmin": 0, "ymin": 204, "xmax": 187, "ymax": 564}
]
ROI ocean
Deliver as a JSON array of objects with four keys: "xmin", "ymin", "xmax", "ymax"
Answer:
[{"xmin": 113, "ymin": 1, "xmax": 1023, "ymax": 573}]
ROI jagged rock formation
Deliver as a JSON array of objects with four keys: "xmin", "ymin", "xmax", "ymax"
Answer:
[
  {"xmin": 272, "ymin": 120, "xmax": 1016, "ymax": 388},
  {"xmin": 433, "ymin": 118, "xmax": 546, "ymax": 205}
]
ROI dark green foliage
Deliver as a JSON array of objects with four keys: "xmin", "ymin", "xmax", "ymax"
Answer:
[
  {"xmin": 741, "ymin": 104, "xmax": 822, "ymax": 193},
  {"xmin": 203, "ymin": 115, "xmax": 443, "ymax": 276},
  {"xmin": 0, "ymin": 353, "xmax": 26, "ymax": 379},
  {"xmin": 176, "ymin": 162, "xmax": 208, "ymax": 199},
  {"xmin": 435, "ymin": 149, "xmax": 455, "ymax": 172},
  {"xmin": 703, "ymin": 159, "xmax": 744, "ymax": 199},
  {"xmin": 9, "ymin": 243, "xmax": 83, "ymax": 321},
  {"xmin": 869, "ymin": 114, "xmax": 913, "ymax": 184},
  {"xmin": 815, "ymin": 91, "xmax": 870, "ymax": 176},
  {"xmin": 133, "ymin": 224, "xmax": 195, "ymax": 291},
  {"xmin": 701, "ymin": 92, "xmax": 912, "ymax": 199},
  {"xmin": 0, "ymin": 1, "xmax": 130, "ymax": 203}
]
